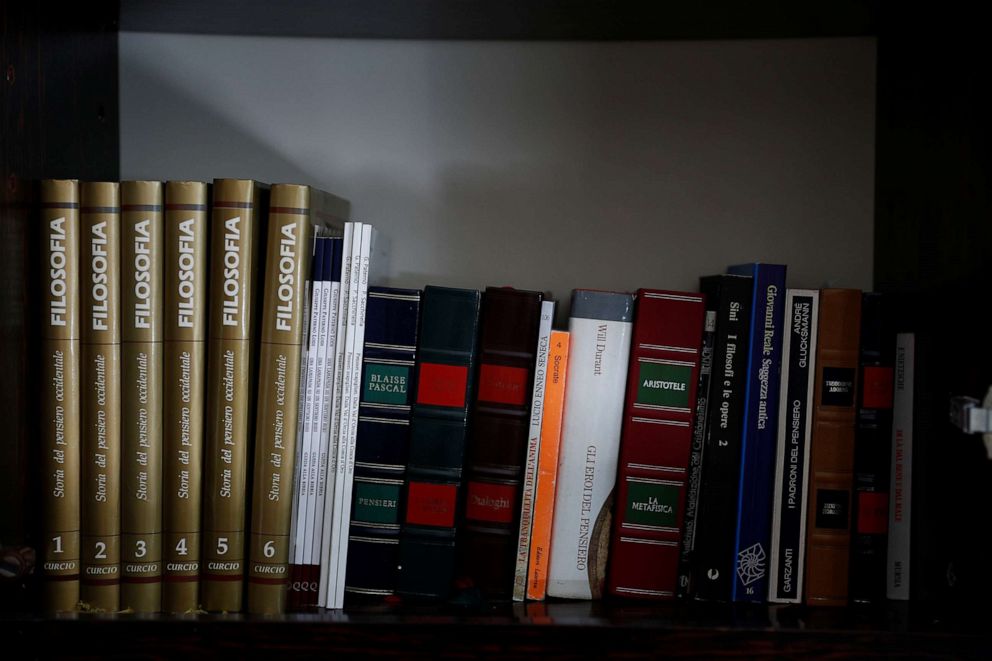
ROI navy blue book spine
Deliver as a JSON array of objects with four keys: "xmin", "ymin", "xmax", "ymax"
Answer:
[
  {"xmin": 727, "ymin": 263, "xmax": 787, "ymax": 602},
  {"xmin": 344, "ymin": 286, "xmax": 422, "ymax": 600}
]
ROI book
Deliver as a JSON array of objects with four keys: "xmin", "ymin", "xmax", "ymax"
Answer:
[
  {"xmin": 247, "ymin": 185, "xmax": 346, "ymax": 614},
  {"xmin": 692, "ymin": 274, "xmax": 753, "ymax": 602},
  {"xmin": 727, "ymin": 263, "xmax": 787, "ymax": 603},
  {"xmin": 80, "ymin": 182, "xmax": 122, "ymax": 611},
  {"xmin": 329, "ymin": 223, "xmax": 376, "ymax": 609},
  {"xmin": 343, "ymin": 286, "xmax": 422, "ymax": 599},
  {"xmin": 288, "ymin": 236, "xmax": 324, "ymax": 609},
  {"xmin": 767, "ymin": 290, "xmax": 819, "ymax": 603},
  {"xmin": 547, "ymin": 289, "xmax": 634, "ymax": 600},
  {"xmin": 120, "ymin": 180, "xmax": 165, "ymax": 612},
  {"xmin": 202, "ymin": 179, "xmax": 269, "ymax": 612},
  {"xmin": 849, "ymin": 292, "xmax": 894, "ymax": 604},
  {"xmin": 526, "ymin": 330, "xmax": 570, "ymax": 601},
  {"xmin": 513, "ymin": 300, "xmax": 555, "ymax": 601},
  {"xmin": 677, "ymin": 308, "xmax": 717, "ymax": 597},
  {"xmin": 804, "ymin": 288, "xmax": 861, "ymax": 606},
  {"xmin": 162, "ymin": 181, "xmax": 210, "ymax": 613},
  {"xmin": 395, "ymin": 286, "xmax": 482, "ymax": 601},
  {"xmin": 886, "ymin": 332, "xmax": 914, "ymax": 600},
  {"xmin": 40, "ymin": 179, "xmax": 83, "ymax": 612},
  {"xmin": 460, "ymin": 286, "xmax": 544, "ymax": 599},
  {"xmin": 607, "ymin": 289, "xmax": 706, "ymax": 600}
]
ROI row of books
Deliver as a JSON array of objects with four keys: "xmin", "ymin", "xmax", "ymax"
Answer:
[{"xmin": 37, "ymin": 178, "xmax": 917, "ymax": 614}]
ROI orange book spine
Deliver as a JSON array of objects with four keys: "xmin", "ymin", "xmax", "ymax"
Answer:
[{"xmin": 526, "ymin": 330, "xmax": 570, "ymax": 601}]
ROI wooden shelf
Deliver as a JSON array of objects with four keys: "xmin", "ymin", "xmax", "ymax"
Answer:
[
  {"xmin": 118, "ymin": 0, "xmax": 878, "ymax": 41},
  {"xmin": 7, "ymin": 602, "xmax": 990, "ymax": 658}
]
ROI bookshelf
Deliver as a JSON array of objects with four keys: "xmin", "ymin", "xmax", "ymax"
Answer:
[{"xmin": 4, "ymin": 1, "xmax": 991, "ymax": 657}]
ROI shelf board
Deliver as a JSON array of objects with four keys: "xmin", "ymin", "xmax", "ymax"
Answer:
[
  {"xmin": 8, "ymin": 601, "xmax": 990, "ymax": 658},
  {"xmin": 119, "ymin": 0, "xmax": 879, "ymax": 41}
]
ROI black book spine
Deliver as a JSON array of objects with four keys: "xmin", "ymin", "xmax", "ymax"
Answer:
[
  {"xmin": 677, "ymin": 307, "xmax": 717, "ymax": 598},
  {"xmin": 692, "ymin": 275, "xmax": 753, "ymax": 602},
  {"xmin": 849, "ymin": 292, "xmax": 894, "ymax": 604}
]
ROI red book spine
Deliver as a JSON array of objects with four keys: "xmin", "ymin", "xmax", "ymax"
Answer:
[{"xmin": 607, "ymin": 289, "xmax": 706, "ymax": 600}]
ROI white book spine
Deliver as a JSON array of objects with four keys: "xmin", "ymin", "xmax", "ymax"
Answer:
[
  {"xmin": 311, "ymin": 245, "xmax": 341, "ymax": 591},
  {"xmin": 289, "ymin": 240, "xmax": 317, "ymax": 569},
  {"xmin": 303, "ymin": 246, "xmax": 331, "ymax": 568},
  {"xmin": 767, "ymin": 289, "xmax": 819, "ymax": 603},
  {"xmin": 886, "ymin": 332, "xmax": 914, "ymax": 600},
  {"xmin": 332, "ymin": 223, "xmax": 374, "ymax": 608},
  {"xmin": 318, "ymin": 223, "xmax": 356, "ymax": 607},
  {"xmin": 547, "ymin": 301, "xmax": 633, "ymax": 599},
  {"xmin": 512, "ymin": 299, "xmax": 555, "ymax": 602}
]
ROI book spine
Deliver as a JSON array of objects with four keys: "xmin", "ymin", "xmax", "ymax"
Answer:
[
  {"xmin": 162, "ymin": 181, "xmax": 209, "ymax": 613},
  {"xmin": 40, "ymin": 179, "xmax": 82, "ymax": 612},
  {"xmin": 80, "ymin": 182, "xmax": 122, "ymax": 611},
  {"xmin": 767, "ymin": 290, "xmax": 819, "ymax": 603},
  {"xmin": 247, "ymin": 185, "xmax": 317, "ymax": 614},
  {"xmin": 120, "ymin": 181, "xmax": 165, "ymax": 612},
  {"xmin": 461, "ymin": 287, "xmax": 544, "ymax": 599},
  {"xmin": 331, "ymin": 224, "xmax": 374, "ymax": 608},
  {"xmin": 526, "ymin": 331, "xmax": 570, "ymax": 601},
  {"xmin": 288, "ymin": 236, "xmax": 321, "ymax": 610},
  {"xmin": 886, "ymin": 332, "xmax": 914, "ymax": 600},
  {"xmin": 692, "ymin": 275, "xmax": 752, "ymax": 602},
  {"xmin": 849, "ymin": 293, "xmax": 894, "ymax": 604},
  {"xmin": 607, "ymin": 290, "xmax": 706, "ymax": 600},
  {"xmin": 318, "ymin": 224, "xmax": 354, "ymax": 607},
  {"xmin": 513, "ymin": 300, "xmax": 555, "ymax": 601},
  {"xmin": 677, "ymin": 309, "xmax": 717, "ymax": 598},
  {"xmin": 728, "ymin": 263, "xmax": 787, "ymax": 603},
  {"xmin": 396, "ymin": 286, "xmax": 482, "ymax": 601},
  {"xmin": 312, "ymin": 238, "xmax": 341, "ymax": 605},
  {"xmin": 344, "ymin": 286, "xmax": 421, "ymax": 599},
  {"xmin": 202, "ymin": 179, "xmax": 268, "ymax": 612},
  {"xmin": 303, "ymin": 237, "xmax": 332, "ymax": 606},
  {"xmin": 804, "ymin": 288, "xmax": 861, "ymax": 606},
  {"xmin": 547, "ymin": 290, "xmax": 634, "ymax": 600}
]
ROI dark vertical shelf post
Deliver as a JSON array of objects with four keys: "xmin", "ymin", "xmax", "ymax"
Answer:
[{"xmin": 0, "ymin": 0, "xmax": 119, "ymax": 609}]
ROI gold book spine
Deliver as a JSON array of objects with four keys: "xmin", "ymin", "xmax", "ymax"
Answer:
[
  {"xmin": 80, "ymin": 182, "xmax": 122, "ymax": 612},
  {"xmin": 40, "ymin": 180, "xmax": 82, "ymax": 612},
  {"xmin": 202, "ymin": 179, "xmax": 267, "ymax": 612},
  {"xmin": 162, "ymin": 182, "xmax": 210, "ymax": 613},
  {"xmin": 247, "ymin": 185, "xmax": 315, "ymax": 614},
  {"xmin": 120, "ymin": 181, "xmax": 165, "ymax": 612}
]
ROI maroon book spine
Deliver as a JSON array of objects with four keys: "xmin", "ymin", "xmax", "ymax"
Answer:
[
  {"xmin": 607, "ymin": 289, "xmax": 706, "ymax": 600},
  {"xmin": 458, "ymin": 287, "xmax": 543, "ymax": 598}
]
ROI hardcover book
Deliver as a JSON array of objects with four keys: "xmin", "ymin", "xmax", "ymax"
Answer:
[
  {"xmin": 40, "ymin": 180, "xmax": 82, "ymax": 612},
  {"xmin": 607, "ymin": 289, "xmax": 706, "ymax": 600},
  {"xmin": 513, "ymin": 300, "xmax": 555, "ymax": 601},
  {"xmin": 767, "ymin": 290, "xmax": 819, "ymax": 603},
  {"xmin": 547, "ymin": 289, "xmax": 634, "ymax": 600},
  {"xmin": 120, "ymin": 181, "xmax": 165, "ymax": 612},
  {"xmin": 248, "ymin": 185, "xmax": 347, "ymax": 614},
  {"xmin": 727, "ymin": 262, "xmax": 787, "ymax": 603},
  {"xmin": 849, "ymin": 292, "xmax": 894, "ymax": 604},
  {"xmin": 804, "ymin": 288, "xmax": 861, "ymax": 606},
  {"xmin": 460, "ymin": 286, "xmax": 544, "ymax": 598},
  {"xmin": 692, "ymin": 274, "xmax": 752, "ymax": 602},
  {"xmin": 395, "ymin": 286, "xmax": 482, "ymax": 601},
  {"xmin": 526, "ymin": 330, "xmax": 570, "ymax": 601},
  {"xmin": 202, "ymin": 179, "xmax": 269, "ymax": 612},
  {"xmin": 80, "ymin": 182, "xmax": 122, "ymax": 611},
  {"xmin": 886, "ymin": 332, "xmax": 914, "ymax": 601},
  {"xmin": 162, "ymin": 181, "xmax": 210, "ymax": 613},
  {"xmin": 677, "ymin": 308, "xmax": 717, "ymax": 597},
  {"xmin": 344, "ymin": 286, "xmax": 422, "ymax": 599}
]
